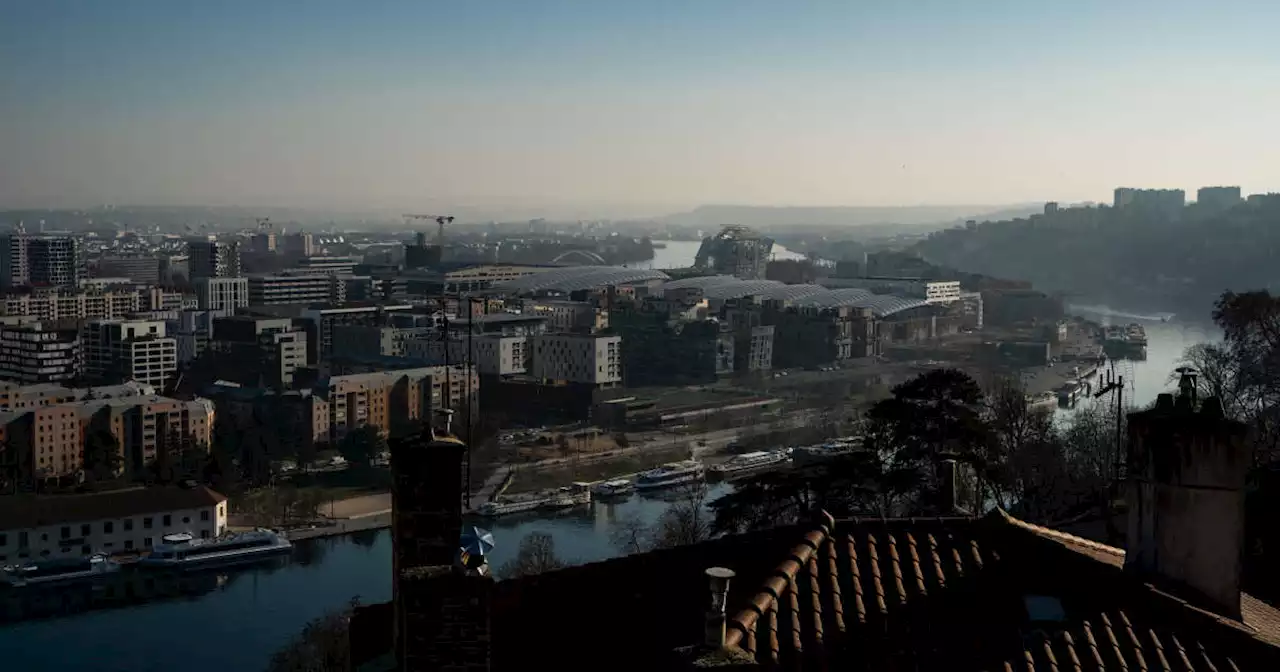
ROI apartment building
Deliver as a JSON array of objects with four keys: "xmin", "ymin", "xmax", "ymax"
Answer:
[
  {"xmin": 0, "ymin": 235, "xmax": 83, "ymax": 288},
  {"xmin": 0, "ymin": 380, "xmax": 154, "ymax": 412},
  {"xmin": 27, "ymin": 237, "xmax": 84, "ymax": 287},
  {"xmin": 83, "ymin": 319, "xmax": 178, "ymax": 389},
  {"xmin": 170, "ymin": 309, "xmax": 218, "ymax": 364},
  {"xmin": 318, "ymin": 365, "xmax": 477, "ymax": 442},
  {"xmin": 211, "ymin": 315, "xmax": 308, "ymax": 387},
  {"xmin": 331, "ymin": 325, "xmax": 432, "ymax": 359},
  {"xmin": 187, "ymin": 239, "xmax": 242, "ymax": 280},
  {"xmin": 0, "ymin": 287, "xmax": 185, "ymax": 321},
  {"xmin": 293, "ymin": 255, "xmax": 357, "ymax": 275},
  {"xmin": 299, "ymin": 303, "xmax": 413, "ymax": 363},
  {"xmin": 0, "ymin": 321, "xmax": 80, "ymax": 384},
  {"xmin": 97, "ymin": 255, "xmax": 162, "ymax": 284},
  {"xmin": 247, "ymin": 273, "xmax": 343, "ymax": 306},
  {"xmin": 522, "ymin": 299, "xmax": 608, "ymax": 333},
  {"xmin": 0, "ymin": 486, "xmax": 227, "ymax": 562},
  {"xmin": 412, "ymin": 334, "xmax": 528, "ymax": 377},
  {"xmin": 530, "ymin": 333, "xmax": 621, "ymax": 386},
  {"xmin": 0, "ymin": 233, "xmax": 29, "ymax": 288},
  {"xmin": 194, "ymin": 277, "xmax": 249, "ymax": 315},
  {"xmin": 280, "ymin": 232, "xmax": 315, "ymax": 258},
  {"xmin": 0, "ymin": 390, "xmax": 209, "ymax": 481}
]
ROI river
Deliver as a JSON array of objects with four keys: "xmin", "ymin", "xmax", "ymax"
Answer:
[
  {"xmin": 0, "ymin": 306, "xmax": 1213, "ymax": 671},
  {"xmin": 633, "ymin": 238, "xmax": 806, "ymax": 270},
  {"xmin": 0, "ymin": 484, "xmax": 732, "ymax": 672}
]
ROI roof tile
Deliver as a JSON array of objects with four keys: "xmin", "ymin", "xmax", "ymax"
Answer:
[{"xmin": 724, "ymin": 513, "xmax": 1280, "ymax": 671}]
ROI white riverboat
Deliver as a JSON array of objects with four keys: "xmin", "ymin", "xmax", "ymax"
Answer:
[
  {"xmin": 708, "ymin": 450, "xmax": 791, "ymax": 480},
  {"xmin": 542, "ymin": 483, "xmax": 593, "ymax": 509},
  {"xmin": 592, "ymin": 479, "xmax": 635, "ymax": 498},
  {"xmin": 138, "ymin": 529, "xmax": 292, "ymax": 569},
  {"xmin": 475, "ymin": 498, "xmax": 543, "ymax": 517},
  {"xmin": 1, "ymin": 553, "xmax": 120, "ymax": 587},
  {"xmin": 635, "ymin": 460, "xmax": 705, "ymax": 491}
]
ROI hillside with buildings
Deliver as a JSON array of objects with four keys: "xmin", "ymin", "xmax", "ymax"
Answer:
[{"xmin": 914, "ymin": 187, "xmax": 1280, "ymax": 315}]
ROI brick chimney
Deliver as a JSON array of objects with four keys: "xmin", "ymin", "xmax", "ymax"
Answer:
[
  {"xmin": 1125, "ymin": 384, "xmax": 1250, "ymax": 619},
  {"xmin": 390, "ymin": 425, "xmax": 492, "ymax": 671}
]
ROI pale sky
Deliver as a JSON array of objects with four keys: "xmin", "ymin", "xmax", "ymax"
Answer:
[{"xmin": 1, "ymin": 0, "xmax": 1277, "ymax": 213}]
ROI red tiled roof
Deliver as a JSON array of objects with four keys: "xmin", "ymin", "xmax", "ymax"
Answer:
[{"xmin": 725, "ymin": 510, "xmax": 1280, "ymax": 670}]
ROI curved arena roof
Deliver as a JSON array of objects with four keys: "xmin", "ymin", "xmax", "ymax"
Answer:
[
  {"xmin": 493, "ymin": 265, "xmax": 669, "ymax": 293},
  {"xmin": 657, "ymin": 276, "xmax": 931, "ymax": 317}
]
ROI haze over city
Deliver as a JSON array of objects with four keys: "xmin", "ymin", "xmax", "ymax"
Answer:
[{"xmin": 3, "ymin": 0, "xmax": 1279, "ymax": 215}]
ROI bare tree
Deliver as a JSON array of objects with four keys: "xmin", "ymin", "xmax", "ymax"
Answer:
[
  {"xmin": 267, "ymin": 597, "xmax": 359, "ymax": 672},
  {"xmin": 649, "ymin": 483, "xmax": 713, "ymax": 549},
  {"xmin": 499, "ymin": 532, "xmax": 566, "ymax": 579}
]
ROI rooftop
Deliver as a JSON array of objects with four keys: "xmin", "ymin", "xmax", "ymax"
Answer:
[
  {"xmin": 0, "ymin": 485, "xmax": 227, "ymax": 530},
  {"xmin": 492, "ymin": 265, "xmax": 670, "ymax": 293},
  {"xmin": 350, "ymin": 509, "xmax": 1280, "ymax": 671},
  {"xmin": 659, "ymin": 276, "xmax": 932, "ymax": 316}
]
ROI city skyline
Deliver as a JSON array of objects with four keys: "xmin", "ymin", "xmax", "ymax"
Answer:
[{"xmin": 3, "ymin": 1, "xmax": 1279, "ymax": 211}]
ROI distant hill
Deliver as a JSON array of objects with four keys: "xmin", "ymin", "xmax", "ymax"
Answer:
[
  {"xmin": 913, "ymin": 199, "xmax": 1280, "ymax": 316},
  {"xmin": 657, "ymin": 204, "xmax": 1043, "ymax": 229}
]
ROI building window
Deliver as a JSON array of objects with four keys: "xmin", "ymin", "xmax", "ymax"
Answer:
[
  {"xmin": 143, "ymin": 517, "xmax": 153, "ymax": 529},
  {"xmin": 104, "ymin": 522, "xmax": 114, "ymax": 534},
  {"xmin": 124, "ymin": 540, "xmax": 133, "ymax": 551},
  {"xmin": 60, "ymin": 526, "xmax": 70, "ymax": 540},
  {"xmin": 162, "ymin": 515, "xmax": 171, "ymax": 527},
  {"xmin": 124, "ymin": 519, "xmax": 133, "ymax": 532},
  {"xmin": 0, "ymin": 533, "xmax": 5, "ymax": 546},
  {"xmin": 80, "ymin": 523, "xmax": 90, "ymax": 537},
  {"xmin": 182, "ymin": 516, "xmax": 190, "ymax": 524},
  {"xmin": 144, "ymin": 537, "xmax": 153, "ymax": 547},
  {"xmin": 200, "ymin": 530, "xmax": 210, "ymax": 539},
  {"xmin": 200, "ymin": 510, "xmax": 209, "ymax": 522}
]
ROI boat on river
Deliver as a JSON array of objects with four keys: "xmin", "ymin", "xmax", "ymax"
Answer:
[
  {"xmin": 592, "ymin": 479, "xmax": 635, "ymax": 498},
  {"xmin": 635, "ymin": 461, "xmax": 705, "ymax": 491},
  {"xmin": 541, "ymin": 483, "xmax": 593, "ymax": 509},
  {"xmin": 138, "ymin": 529, "xmax": 292, "ymax": 569},
  {"xmin": 1, "ymin": 554, "xmax": 120, "ymax": 588},
  {"xmin": 1025, "ymin": 391, "xmax": 1058, "ymax": 409},
  {"xmin": 708, "ymin": 450, "xmax": 791, "ymax": 480}
]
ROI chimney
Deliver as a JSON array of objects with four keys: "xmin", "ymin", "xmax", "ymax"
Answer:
[
  {"xmin": 704, "ymin": 567, "xmax": 736, "ymax": 648},
  {"xmin": 1125, "ymin": 385, "xmax": 1250, "ymax": 619},
  {"xmin": 390, "ymin": 427, "xmax": 492, "ymax": 672}
]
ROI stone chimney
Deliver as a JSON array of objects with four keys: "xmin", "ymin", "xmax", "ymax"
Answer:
[
  {"xmin": 390, "ymin": 425, "xmax": 492, "ymax": 672},
  {"xmin": 1125, "ymin": 386, "xmax": 1250, "ymax": 619}
]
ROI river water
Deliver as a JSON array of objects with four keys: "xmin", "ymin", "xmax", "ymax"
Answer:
[
  {"xmin": 0, "ymin": 301, "xmax": 1215, "ymax": 672},
  {"xmin": 0, "ymin": 485, "xmax": 731, "ymax": 672},
  {"xmin": 635, "ymin": 238, "xmax": 806, "ymax": 270}
]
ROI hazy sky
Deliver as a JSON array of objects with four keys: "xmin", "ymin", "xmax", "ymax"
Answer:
[{"xmin": 2, "ymin": 1, "xmax": 1277, "ymax": 213}]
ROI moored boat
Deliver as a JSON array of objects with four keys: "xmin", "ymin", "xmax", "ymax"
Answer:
[
  {"xmin": 709, "ymin": 450, "xmax": 791, "ymax": 480},
  {"xmin": 635, "ymin": 460, "xmax": 705, "ymax": 491},
  {"xmin": 592, "ymin": 479, "xmax": 635, "ymax": 498},
  {"xmin": 1, "ymin": 554, "xmax": 119, "ymax": 588},
  {"xmin": 138, "ymin": 529, "xmax": 291, "ymax": 569},
  {"xmin": 1025, "ymin": 391, "xmax": 1058, "ymax": 409}
]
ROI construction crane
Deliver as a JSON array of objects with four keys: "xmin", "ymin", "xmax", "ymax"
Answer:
[{"xmin": 403, "ymin": 214, "xmax": 454, "ymax": 247}]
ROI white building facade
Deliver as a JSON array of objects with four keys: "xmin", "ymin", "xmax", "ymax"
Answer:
[{"xmin": 0, "ymin": 486, "xmax": 228, "ymax": 562}]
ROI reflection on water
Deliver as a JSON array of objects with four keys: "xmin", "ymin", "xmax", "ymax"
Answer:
[{"xmin": 0, "ymin": 483, "xmax": 732, "ymax": 672}]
